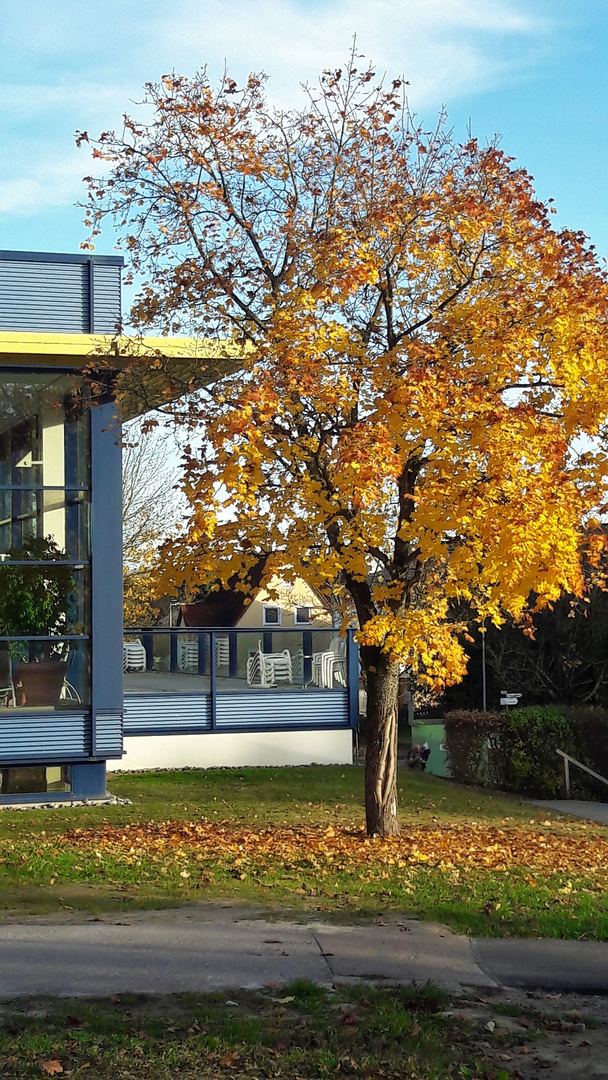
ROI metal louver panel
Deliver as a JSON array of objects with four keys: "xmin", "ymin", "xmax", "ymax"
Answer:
[
  {"xmin": 0, "ymin": 713, "xmax": 90, "ymax": 763},
  {"xmin": 0, "ymin": 260, "xmax": 89, "ymax": 332},
  {"xmin": 93, "ymin": 263, "xmax": 122, "ymax": 333},
  {"xmin": 93, "ymin": 711, "xmax": 123, "ymax": 757},
  {"xmin": 124, "ymin": 694, "xmax": 212, "ymax": 734},
  {"xmin": 215, "ymin": 690, "xmax": 349, "ymax": 729}
]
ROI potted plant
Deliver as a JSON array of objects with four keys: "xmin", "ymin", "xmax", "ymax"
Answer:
[{"xmin": 0, "ymin": 537, "xmax": 77, "ymax": 707}]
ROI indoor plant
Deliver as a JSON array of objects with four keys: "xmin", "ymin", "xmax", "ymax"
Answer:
[{"xmin": 0, "ymin": 536, "xmax": 77, "ymax": 706}]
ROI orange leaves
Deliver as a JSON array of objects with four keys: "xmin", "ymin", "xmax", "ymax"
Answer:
[
  {"xmin": 64, "ymin": 818, "xmax": 608, "ymax": 881},
  {"xmin": 39, "ymin": 1061, "xmax": 63, "ymax": 1075},
  {"xmin": 79, "ymin": 53, "xmax": 608, "ymax": 702}
]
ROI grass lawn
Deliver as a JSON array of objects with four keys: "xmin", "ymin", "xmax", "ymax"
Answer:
[
  {"xmin": 0, "ymin": 766, "xmax": 606, "ymax": 939},
  {"xmin": 1, "ymin": 980, "xmax": 604, "ymax": 1080}
]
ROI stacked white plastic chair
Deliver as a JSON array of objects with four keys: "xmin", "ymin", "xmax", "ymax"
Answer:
[
  {"xmin": 312, "ymin": 636, "xmax": 346, "ymax": 688},
  {"xmin": 246, "ymin": 642, "xmax": 293, "ymax": 687},
  {"xmin": 215, "ymin": 636, "xmax": 230, "ymax": 667},
  {"xmin": 123, "ymin": 639, "xmax": 147, "ymax": 672},
  {"xmin": 177, "ymin": 638, "xmax": 199, "ymax": 671}
]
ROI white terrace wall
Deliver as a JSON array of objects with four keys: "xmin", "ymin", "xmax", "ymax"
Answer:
[{"xmin": 107, "ymin": 728, "xmax": 353, "ymax": 772}]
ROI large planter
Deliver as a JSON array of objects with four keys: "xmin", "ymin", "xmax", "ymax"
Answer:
[{"xmin": 14, "ymin": 661, "xmax": 68, "ymax": 708}]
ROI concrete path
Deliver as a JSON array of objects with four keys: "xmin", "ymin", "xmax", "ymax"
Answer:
[
  {"xmin": 0, "ymin": 906, "xmax": 607, "ymax": 997},
  {"xmin": 529, "ymin": 799, "xmax": 608, "ymax": 826}
]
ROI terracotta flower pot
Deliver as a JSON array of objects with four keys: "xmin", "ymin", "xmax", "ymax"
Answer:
[{"xmin": 14, "ymin": 660, "xmax": 68, "ymax": 707}]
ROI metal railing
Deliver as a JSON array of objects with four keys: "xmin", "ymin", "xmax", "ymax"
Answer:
[
  {"xmin": 122, "ymin": 626, "xmax": 360, "ymax": 733},
  {"xmin": 556, "ymin": 748, "xmax": 608, "ymax": 799}
]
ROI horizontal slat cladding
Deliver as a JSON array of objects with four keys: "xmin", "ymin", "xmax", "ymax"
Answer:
[
  {"xmin": 215, "ymin": 690, "xmax": 350, "ymax": 729},
  {"xmin": 93, "ymin": 263, "xmax": 122, "ymax": 332},
  {"xmin": 0, "ymin": 261, "xmax": 89, "ymax": 331},
  {"xmin": 124, "ymin": 694, "xmax": 212, "ymax": 733},
  {"xmin": 94, "ymin": 711, "xmax": 123, "ymax": 756},
  {"xmin": 0, "ymin": 713, "xmax": 90, "ymax": 762}
]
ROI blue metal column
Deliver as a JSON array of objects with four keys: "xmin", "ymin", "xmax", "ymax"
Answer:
[
  {"xmin": 142, "ymin": 632, "xmax": 154, "ymax": 670},
  {"xmin": 302, "ymin": 630, "xmax": 313, "ymax": 685},
  {"xmin": 210, "ymin": 631, "xmax": 217, "ymax": 729},
  {"xmin": 170, "ymin": 633, "xmax": 178, "ymax": 672},
  {"xmin": 89, "ymin": 399, "xmax": 124, "ymax": 781},
  {"xmin": 197, "ymin": 633, "xmax": 207, "ymax": 675},
  {"xmin": 347, "ymin": 630, "xmax": 360, "ymax": 728},
  {"xmin": 228, "ymin": 631, "xmax": 238, "ymax": 678}
]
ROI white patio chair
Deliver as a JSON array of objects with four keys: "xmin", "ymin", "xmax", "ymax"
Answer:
[
  {"xmin": 178, "ymin": 638, "xmax": 199, "ymax": 671},
  {"xmin": 123, "ymin": 639, "xmax": 147, "ymax": 672},
  {"xmin": 60, "ymin": 680, "xmax": 82, "ymax": 704},
  {"xmin": 215, "ymin": 636, "xmax": 229, "ymax": 666},
  {"xmin": 246, "ymin": 642, "xmax": 293, "ymax": 687},
  {"xmin": 312, "ymin": 637, "xmax": 347, "ymax": 688}
]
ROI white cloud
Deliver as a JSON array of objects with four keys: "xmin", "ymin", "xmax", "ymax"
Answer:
[
  {"xmin": 0, "ymin": 152, "xmax": 87, "ymax": 216},
  {"xmin": 0, "ymin": 0, "xmax": 552, "ymax": 220},
  {"xmin": 152, "ymin": 0, "xmax": 548, "ymax": 108}
]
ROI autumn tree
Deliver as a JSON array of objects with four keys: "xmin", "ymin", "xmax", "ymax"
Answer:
[{"xmin": 79, "ymin": 56, "xmax": 608, "ymax": 836}]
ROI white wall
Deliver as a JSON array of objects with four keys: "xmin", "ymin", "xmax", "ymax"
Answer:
[{"xmin": 107, "ymin": 728, "xmax": 353, "ymax": 772}]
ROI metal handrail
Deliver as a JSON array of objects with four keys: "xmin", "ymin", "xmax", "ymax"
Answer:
[{"xmin": 556, "ymin": 748, "xmax": 608, "ymax": 799}]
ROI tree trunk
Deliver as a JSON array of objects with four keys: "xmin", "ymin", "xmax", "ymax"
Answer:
[{"xmin": 363, "ymin": 648, "xmax": 401, "ymax": 836}]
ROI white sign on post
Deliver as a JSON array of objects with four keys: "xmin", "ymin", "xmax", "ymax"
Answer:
[{"xmin": 500, "ymin": 691, "xmax": 522, "ymax": 707}]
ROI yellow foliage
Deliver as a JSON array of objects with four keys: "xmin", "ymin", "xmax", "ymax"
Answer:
[{"xmin": 82, "ymin": 59, "xmax": 608, "ymax": 697}]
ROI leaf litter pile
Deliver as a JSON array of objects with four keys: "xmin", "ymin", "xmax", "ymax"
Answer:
[
  {"xmin": 63, "ymin": 817, "xmax": 608, "ymax": 877},
  {"xmin": 3, "ymin": 815, "xmax": 607, "ymax": 936}
]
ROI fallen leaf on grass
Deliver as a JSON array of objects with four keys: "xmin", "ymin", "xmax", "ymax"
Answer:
[
  {"xmin": 19, "ymin": 816, "xmax": 608, "ymax": 893},
  {"xmin": 219, "ymin": 1051, "xmax": 240, "ymax": 1066},
  {"xmin": 66, "ymin": 1015, "xmax": 85, "ymax": 1027},
  {"xmin": 40, "ymin": 1060, "xmax": 63, "ymax": 1075}
]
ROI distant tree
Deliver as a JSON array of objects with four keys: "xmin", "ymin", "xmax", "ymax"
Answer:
[
  {"xmin": 79, "ymin": 54, "xmax": 608, "ymax": 835},
  {"xmin": 122, "ymin": 422, "xmax": 181, "ymax": 625}
]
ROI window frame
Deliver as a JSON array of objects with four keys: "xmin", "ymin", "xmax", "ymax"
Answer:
[{"xmin": 262, "ymin": 604, "xmax": 282, "ymax": 627}]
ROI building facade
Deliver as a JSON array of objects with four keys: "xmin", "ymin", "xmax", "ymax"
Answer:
[
  {"xmin": 0, "ymin": 250, "xmax": 124, "ymax": 799},
  {"xmin": 0, "ymin": 251, "xmax": 355, "ymax": 799}
]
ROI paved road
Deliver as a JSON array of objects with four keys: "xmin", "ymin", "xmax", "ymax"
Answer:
[
  {"xmin": 0, "ymin": 906, "xmax": 607, "ymax": 997},
  {"xmin": 529, "ymin": 799, "xmax": 608, "ymax": 826}
]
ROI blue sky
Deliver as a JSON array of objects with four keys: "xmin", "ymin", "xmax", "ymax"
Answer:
[{"xmin": 1, "ymin": 0, "xmax": 607, "ymax": 265}]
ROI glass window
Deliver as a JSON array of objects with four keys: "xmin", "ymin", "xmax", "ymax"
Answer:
[
  {"xmin": 0, "ymin": 372, "xmax": 90, "ymax": 712},
  {"xmin": 295, "ymin": 605, "xmax": 313, "ymax": 624},
  {"xmin": 262, "ymin": 605, "xmax": 281, "ymax": 626},
  {"xmin": 0, "ymin": 766, "xmax": 71, "ymax": 795},
  {"xmin": 0, "ymin": 372, "xmax": 90, "ymax": 556},
  {"xmin": 0, "ymin": 639, "xmax": 90, "ymax": 710}
]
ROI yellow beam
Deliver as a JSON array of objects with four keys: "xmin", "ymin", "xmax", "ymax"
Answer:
[
  {"xmin": 0, "ymin": 331, "xmax": 245, "ymax": 416},
  {"xmin": 0, "ymin": 331, "xmax": 242, "ymax": 363}
]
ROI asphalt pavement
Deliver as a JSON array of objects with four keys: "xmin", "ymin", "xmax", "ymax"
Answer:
[{"xmin": 0, "ymin": 905, "xmax": 607, "ymax": 997}]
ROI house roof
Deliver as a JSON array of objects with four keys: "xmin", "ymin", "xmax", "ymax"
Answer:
[{"xmin": 179, "ymin": 560, "xmax": 268, "ymax": 628}]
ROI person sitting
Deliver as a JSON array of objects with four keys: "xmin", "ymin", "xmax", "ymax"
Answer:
[{"xmin": 407, "ymin": 744, "xmax": 422, "ymax": 769}]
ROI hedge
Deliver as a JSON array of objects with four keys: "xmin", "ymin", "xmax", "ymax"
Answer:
[{"xmin": 444, "ymin": 705, "xmax": 608, "ymax": 799}]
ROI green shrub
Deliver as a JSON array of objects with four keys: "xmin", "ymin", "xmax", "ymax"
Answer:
[
  {"xmin": 495, "ymin": 707, "xmax": 573, "ymax": 798},
  {"xmin": 443, "ymin": 710, "xmax": 503, "ymax": 785},
  {"xmin": 444, "ymin": 706, "xmax": 583, "ymax": 798}
]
